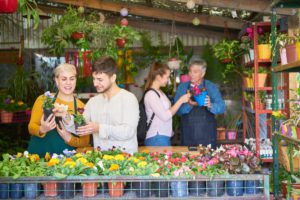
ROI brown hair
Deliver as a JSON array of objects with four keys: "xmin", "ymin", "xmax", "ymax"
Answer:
[
  {"xmin": 144, "ymin": 62, "xmax": 170, "ymax": 91},
  {"xmin": 92, "ymin": 56, "xmax": 118, "ymax": 76}
]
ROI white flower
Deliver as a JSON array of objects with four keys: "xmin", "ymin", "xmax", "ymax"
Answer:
[
  {"xmin": 97, "ymin": 161, "xmax": 104, "ymax": 170},
  {"xmin": 207, "ymin": 144, "xmax": 211, "ymax": 149},
  {"xmin": 52, "ymin": 153, "xmax": 58, "ymax": 159},
  {"xmin": 23, "ymin": 151, "xmax": 29, "ymax": 158}
]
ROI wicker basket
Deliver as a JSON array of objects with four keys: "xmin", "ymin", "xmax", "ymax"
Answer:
[{"xmin": 279, "ymin": 145, "xmax": 300, "ymax": 172}]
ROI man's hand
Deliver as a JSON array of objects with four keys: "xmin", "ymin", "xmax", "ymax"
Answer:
[
  {"xmin": 39, "ymin": 114, "xmax": 56, "ymax": 134},
  {"xmin": 205, "ymin": 95, "xmax": 212, "ymax": 109},
  {"xmin": 76, "ymin": 122, "xmax": 99, "ymax": 136},
  {"xmin": 57, "ymin": 121, "xmax": 72, "ymax": 142}
]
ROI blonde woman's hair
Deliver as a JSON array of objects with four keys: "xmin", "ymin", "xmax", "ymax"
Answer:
[{"xmin": 53, "ymin": 63, "xmax": 77, "ymax": 78}]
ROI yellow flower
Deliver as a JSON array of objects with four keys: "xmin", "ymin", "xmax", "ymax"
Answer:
[
  {"xmin": 86, "ymin": 151, "xmax": 92, "ymax": 155},
  {"xmin": 77, "ymin": 157, "xmax": 88, "ymax": 164},
  {"xmin": 16, "ymin": 152, "xmax": 22, "ymax": 158},
  {"xmin": 137, "ymin": 161, "xmax": 147, "ymax": 168},
  {"xmin": 30, "ymin": 154, "xmax": 40, "ymax": 162},
  {"xmin": 75, "ymin": 153, "xmax": 83, "ymax": 158},
  {"xmin": 151, "ymin": 173, "xmax": 160, "ymax": 177},
  {"xmin": 85, "ymin": 162, "xmax": 94, "ymax": 168},
  {"xmin": 44, "ymin": 152, "xmax": 50, "ymax": 161},
  {"xmin": 17, "ymin": 101, "xmax": 24, "ymax": 106},
  {"xmin": 109, "ymin": 164, "xmax": 120, "ymax": 171},
  {"xmin": 47, "ymin": 158, "xmax": 60, "ymax": 166},
  {"xmin": 115, "ymin": 154, "xmax": 125, "ymax": 161},
  {"xmin": 11, "ymin": 100, "xmax": 15, "ymax": 103},
  {"xmin": 138, "ymin": 156, "xmax": 145, "ymax": 161},
  {"xmin": 63, "ymin": 161, "xmax": 76, "ymax": 168},
  {"xmin": 134, "ymin": 158, "xmax": 139, "ymax": 163},
  {"xmin": 103, "ymin": 155, "xmax": 114, "ymax": 160}
]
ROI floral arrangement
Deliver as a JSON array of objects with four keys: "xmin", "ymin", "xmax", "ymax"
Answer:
[
  {"xmin": 0, "ymin": 95, "xmax": 28, "ymax": 112},
  {"xmin": 73, "ymin": 108, "xmax": 86, "ymax": 127},
  {"xmin": 190, "ymin": 84, "xmax": 206, "ymax": 96},
  {"xmin": 42, "ymin": 91, "xmax": 54, "ymax": 110}
]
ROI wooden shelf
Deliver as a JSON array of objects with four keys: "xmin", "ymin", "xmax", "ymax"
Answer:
[
  {"xmin": 258, "ymin": 59, "xmax": 271, "ymax": 63},
  {"xmin": 272, "ymin": 61, "xmax": 300, "ymax": 73}
]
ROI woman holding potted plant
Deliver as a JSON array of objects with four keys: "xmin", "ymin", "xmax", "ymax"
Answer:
[{"xmin": 27, "ymin": 63, "xmax": 90, "ymax": 157}]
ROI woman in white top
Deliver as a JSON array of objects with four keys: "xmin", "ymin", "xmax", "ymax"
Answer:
[{"xmin": 144, "ymin": 62, "xmax": 191, "ymax": 146}]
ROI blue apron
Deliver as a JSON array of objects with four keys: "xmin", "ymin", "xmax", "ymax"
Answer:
[
  {"xmin": 180, "ymin": 80, "xmax": 217, "ymax": 149},
  {"xmin": 28, "ymin": 94, "xmax": 77, "ymax": 157}
]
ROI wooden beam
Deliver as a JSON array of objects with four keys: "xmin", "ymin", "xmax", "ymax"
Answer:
[
  {"xmin": 106, "ymin": 18, "xmax": 236, "ymax": 40},
  {"xmin": 171, "ymin": 0, "xmax": 292, "ymax": 16},
  {"xmin": 49, "ymin": 0, "xmax": 244, "ymax": 29}
]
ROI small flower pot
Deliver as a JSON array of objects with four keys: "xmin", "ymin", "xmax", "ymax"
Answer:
[
  {"xmin": 189, "ymin": 181, "xmax": 206, "ymax": 196},
  {"xmin": 43, "ymin": 108, "xmax": 53, "ymax": 121},
  {"xmin": 258, "ymin": 44, "xmax": 271, "ymax": 59},
  {"xmin": 0, "ymin": 183, "xmax": 9, "ymax": 199},
  {"xmin": 286, "ymin": 43, "xmax": 298, "ymax": 63},
  {"xmin": 1, "ymin": 111, "xmax": 13, "ymax": 123},
  {"xmin": 245, "ymin": 180, "xmax": 261, "ymax": 195},
  {"xmin": 133, "ymin": 181, "xmax": 150, "ymax": 198},
  {"xmin": 170, "ymin": 181, "xmax": 188, "ymax": 197},
  {"xmin": 43, "ymin": 182, "xmax": 58, "ymax": 197},
  {"xmin": 226, "ymin": 180, "xmax": 244, "ymax": 196},
  {"xmin": 296, "ymin": 126, "xmax": 300, "ymax": 139},
  {"xmin": 194, "ymin": 91, "xmax": 207, "ymax": 107},
  {"xmin": 10, "ymin": 183, "xmax": 23, "ymax": 199},
  {"xmin": 180, "ymin": 74, "xmax": 190, "ymax": 83},
  {"xmin": 82, "ymin": 182, "xmax": 97, "ymax": 197},
  {"xmin": 108, "ymin": 182, "xmax": 124, "ymax": 197},
  {"xmin": 227, "ymin": 130, "xmax": 237, "ymax": 140},
  {"xmin": 280, "ymin": 47, "xmax": 288, "ymax": 65},
  {"xmin": 59, "ymin": 182, "xmax": 75, "ymax": 199},
  {"xmin": 152, "ymin": 181, "xmax": 169, "ymax": 197},
  {"xmin": 24, "ymin": 183, "xmax": 40, "ymax": 199},
  {"xmin": 217, "ymin": 128, "xmax": 226, "ymax": 140},
  {"xmin": 207, "ymin": 181, "xmax": 225, "ymax": 197}
]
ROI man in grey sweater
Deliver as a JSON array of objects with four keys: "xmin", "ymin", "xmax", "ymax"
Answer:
[{"xmin": 60, "ymin": 56, "xmax": 139, "ymax": 154}]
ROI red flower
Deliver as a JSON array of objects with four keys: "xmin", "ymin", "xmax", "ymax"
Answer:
[{"xmin": 77, "ymin": 108, "xmax": 84, "ymax": 114}]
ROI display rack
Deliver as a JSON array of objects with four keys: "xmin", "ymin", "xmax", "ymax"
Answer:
[{"xmin": 242, "ymin": 22, "xmax": 289, "ymax": 162}]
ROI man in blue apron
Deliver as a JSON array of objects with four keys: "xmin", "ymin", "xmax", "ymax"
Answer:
[{"xmin": 174, "ymin": 60, "xmax": 225, "ymax": 149}]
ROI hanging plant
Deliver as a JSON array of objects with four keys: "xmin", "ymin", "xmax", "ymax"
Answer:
[{"xmin": 18, "ymin": 0, "xmax": 40, "ymax": 30}]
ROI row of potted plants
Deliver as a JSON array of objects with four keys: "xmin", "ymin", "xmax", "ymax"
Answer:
[{"xmin": 0, "ymin": 145, "xmax": 262, "ymax": 198}]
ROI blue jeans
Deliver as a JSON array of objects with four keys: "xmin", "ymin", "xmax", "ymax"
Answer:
[{"xmin": 145, "ymin": 133, "xmax": 171, "ymax": 146}]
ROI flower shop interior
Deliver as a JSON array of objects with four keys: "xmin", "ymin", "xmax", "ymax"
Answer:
[{"xmin": 1, "ymin": 0, "xmax": 300, "ymax": 199}]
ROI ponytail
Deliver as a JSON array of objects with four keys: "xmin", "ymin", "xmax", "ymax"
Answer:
[{"xmin": 144, "ymin": 62, "xmax": 170, "ymax": 91}]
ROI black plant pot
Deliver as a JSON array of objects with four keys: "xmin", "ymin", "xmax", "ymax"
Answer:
[
  {"xmin": 170, "ymin": 181, "xmax": 188, "ymax": 197},
  {"xmin": 152, "ymin": 181, "xmax": 169, "ymax": 197},
  {"xmin": 0, "ymin": 183, "xmax": 9, "ymax": 199},
  {"xmin": 245, "ymin": 180, "xmax": 261, "ymax": 195},
  {"xmin": 55, "ymin": 116, "xmax": 62, "ymax": 128},
  {"xmin": 133, "ymin": 182, "xmax": 150, "ymax": 198},
  {"xmin": 226, "ymin": 180, "xmax": 244, "ymax": 196},
  {"xmin": 98, "ymin": 182, "xmax": 109, "ymax": 194},
  {"xmin": 207, "ymin": 181, "xmax": 225, "ymax": 197},
  {"xmin": 10, "ymin": 183, "xmax": 23, "ymax": 199},
  {"xmin": 43, "ymin": 108, "xmax": 53, "ymax": 121},
  {"xmin": 189, "ymin": 181, "xmax": 206, "ymax": 196},
  {"xmin": 59, "ymin": 183, "xmax": 75, "ymax": 199}
]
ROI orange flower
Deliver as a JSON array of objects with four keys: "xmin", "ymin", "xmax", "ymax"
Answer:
[
  {"xmin": 85, "ymin": 162, "xmax": 94, "ymax": 168},
  {"xmin": 44, "ymin": 152, "xmax": 51, "ymax": 161},
  {"xmin": 138, "ymin": 156, "xmax": 145, "ymax": 161},
  {"xmin": 47, "ymin": 158, "xmax": 60, "ymax": 166},
  {"xmin": 65, "ymin": 158, "xmax": 73, "ymax": 162}
]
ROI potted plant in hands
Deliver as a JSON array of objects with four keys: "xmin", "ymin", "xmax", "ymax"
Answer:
[
  {"xmin": 258, "ymin": 32, "xmax": 271, "ymax": 59},
  {"xmin": 42, "ymin": 91, "xmax": 54, "ymax": 121},
  {"xmin": 73, "ymin": 108, "xmax": 86, "ymax": 130}
]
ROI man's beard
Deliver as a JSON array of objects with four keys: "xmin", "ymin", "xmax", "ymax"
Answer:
[{"xmin": 97, "ymin": 82, "xmax": 112, "ymax": 94}]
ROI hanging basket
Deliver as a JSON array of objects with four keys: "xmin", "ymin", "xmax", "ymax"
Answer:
[
  {"xmin": 167, "ymin": 59, "xmax": 181, "ymax": 70},
  {"xmin": 0, "ymin": 0, "xmax": 18, "ymax": 13}
]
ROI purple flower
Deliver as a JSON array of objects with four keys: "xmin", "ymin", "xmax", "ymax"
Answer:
[{"xmin": 5, "ymin": 98, "xmax": 10, "ymax": 104}]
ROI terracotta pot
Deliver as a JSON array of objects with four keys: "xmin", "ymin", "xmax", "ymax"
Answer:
[
  {"xmin": 71, "ymin": 32, "xmax": 85, "ymax": 40},
  {"xmin": 1, "ymin": 111, "xmax": 13, "ymax": 123},
  {"xmin": 280, "ymin": 48, "xmax": 288, "ymax": 65},
  {"xmin": 253, "ymin": 73, "xmax": 267, "ymax": 87},
  {"xmin": 82, "ymin": 182, "xmax": 97, "ymax": 197},
  {"xmin": 286, "ymin": 44, "xmax": 298, "ymax": 63},
  {"xmin": 217, "ymin": 128, "xmax": 226, "ymax": 140},
  {"xmin": 43, "ymin": 182, "xmax": 58, "ymax": 197},
  {"xmin": 258, "ymin": 44, "xmax": 271, "ymax": 59},
  {"xmin": 116, "ymin": 38, "xmax": 126, "ymax": 48},
  {"xmin": 180, "ymin": 74, "xmax": 190, "ymax": 83},
  {"xmin": 108, "ymin": 182, "xmax": 124, "ymax": 197}
]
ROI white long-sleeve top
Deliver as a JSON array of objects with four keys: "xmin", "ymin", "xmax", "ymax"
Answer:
[
  {"xmin": 144, "ymin": 90, "xmax": 173, "ymax": 139},
  {"xmin": 84, "ymin": 89, "xmax": 139, "ymax": 154}
]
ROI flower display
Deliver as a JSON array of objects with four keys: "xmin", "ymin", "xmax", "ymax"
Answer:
[{"xmin": 0, "ymin": 95, "xmax": 28, "ymax": 112}]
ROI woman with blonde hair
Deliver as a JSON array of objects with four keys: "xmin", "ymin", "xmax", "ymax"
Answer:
[
  {"xmin": 28, "ymin": 63, "xmax": 90, "ymax": 157},
  {"xmin": 143, "ymin": 61, "xmax": 190, "ymax": 146}
]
